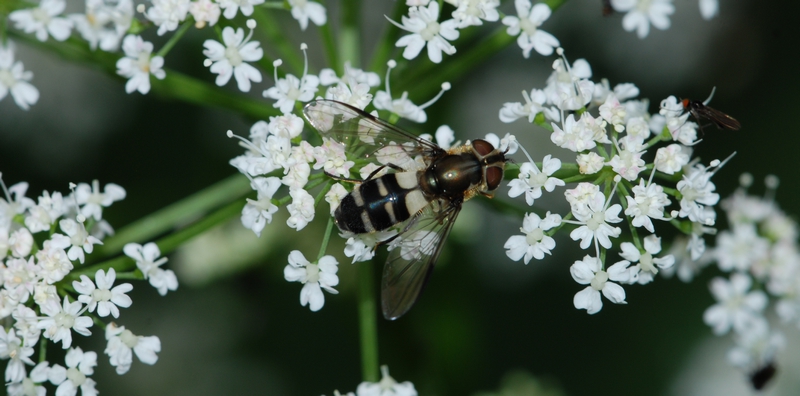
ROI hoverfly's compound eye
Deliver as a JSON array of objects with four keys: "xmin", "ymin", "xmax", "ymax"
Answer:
[
  {"xmin": 471, "ymin": 139, "xmax": 495, "ymax": 156},
  {"xmin": 485, "ymin": 166, "xmax": 503, "ymax": 191}
]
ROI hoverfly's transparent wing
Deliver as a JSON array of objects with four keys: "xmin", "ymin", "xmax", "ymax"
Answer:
[
  {"xmin": 381, "ymin": 201, "xmax": 461, "ymax": 320},
  {"xmin": 303, "ymin": 100, "xmax": 444, "ymax": 172}
]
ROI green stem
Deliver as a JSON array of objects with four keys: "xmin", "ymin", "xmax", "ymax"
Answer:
[
  {"xmin": 70, "ymin": 198, "xmax": 246, "ymax": 280},
  {"xmin": 156, "ymin": 20, "xmax": 193, "ymax": 58},
  {"xmin": 339, "ymin": 0, "xmax": 361, "ymax": 68},
  {"xmin": 317, "ymin": 216, "xmax": 334, "ymax": 261},
  {"xmin": 252, "ymin": 7, "xmax": 304, "ymax": 76},
  {"xmin": 151, "ymin": 69, "xmax": 281, "ymax": 119},
  {"xmin": 358, "ymin": 260, "xmax": 380, "ymax": 382},
  {"xmin": 11, "ymin": 24, "xmax": 284, "ymax": 120},
  {"xmin": 367, "ymin": 0, "xmax": 406, "ymax": 73},
  {"xmin": 318, "ymin": 18, "xmax": 340, "ymax": 72},
  {"xmin": 93, "ymin": 173, "xmax": 251, "ymax": 258}
]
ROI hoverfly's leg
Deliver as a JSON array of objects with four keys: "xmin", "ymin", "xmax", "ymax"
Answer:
[
  {"xmin": 323, "ymin": 172, "xmax": 364, "ymax": 184},
  {"xmin": 364, "ymin": 163, "xmax": 404, "ymax": 181}
]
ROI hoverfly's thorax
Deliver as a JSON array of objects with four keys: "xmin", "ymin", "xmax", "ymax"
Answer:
[{"xmin": 420, "ymin": 154, "xmax": 482, "ymax": 199}]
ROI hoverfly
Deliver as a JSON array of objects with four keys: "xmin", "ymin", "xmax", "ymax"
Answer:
[{"xmin": 303, "ymin": 100, "xmax": 508, "ymax": 320}]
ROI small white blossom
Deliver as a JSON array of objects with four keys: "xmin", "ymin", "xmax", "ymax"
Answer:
[
  {"xmin": 325, "ymin": 183, "xmax": 348, "ymax": 215},
  {"xmin": 4, "ymin": 257, "xmax": 40, "ymax": 303},
  {"xmin": 0, "ymin": 328, "xmax": 35, "ymax": 383},
  {"xmin": 75, "ymin": 180, "xmax": 126, "ymax": 221},
  {"xmin": 715, "ymin": 223, "xmax": 770, "ymax": 273},
  {"xmin": 654, "ymin": 143, "xmax": 690, "ymax": 175},
  {"xmin": 502, "ymin": 0, "xmax": 559, "ymax": 57},
  {"xmin": 483, "ymin": 132, "xmax": 519, "ymax": 155},
  {"xmin": 9, "ymin": 0, "xmax": 73, "ymax": 42},
  {"xmin": 12, "ymin": 304, "xmax": 42, "ymax": 345},
  {"xmin": 570, "ymin": 255, "xmax": 633, "ymax": 314},
  {"xmin": 242, "ymin": 177, "xmax": 281, "ymax": 237},
  {"xmin": 124, "ymin": 242, "xmax": 178, "ymax": 296},
  {"xmin": 550, "ymin": 114, "xmax": 597, "ymax": 152},
  {"xmin": 325, "ymin": 79, "xmax": 373, "ymax": 110},
  {"xmin": 36, "ymin": 239, "xmax": 73, "ymax": 284},
  {"xmin": 319, "ymin": 63, "xmax": 380, "ymax": 87},
  {"xmin": 286, "ymin": 188, "xmax": 315, "ymax": 231},
  {"xmin": 499, "ymin": 88, "xmax": 547, "ymax": 123},
  {"xmin": 36, "ymin": 297, "xmax": 93, "ymax": 349},
  {"xmin": 389, "ymin": 2, "xmax": 459, "ymax": 64},
  {"xmin": 606, "ymin": 138, "xmax": 646, "ymax": 181},
  {"xmin": 727, "ymin": 321, "xmax": 783, "ymax": 383},
  {"xmin": 611, "ymin": 0, "xmax": 675, "ymax": 39},
  {"xmin": 504, "ymin": 211, "xmax": 561, "ymax": 264},
  {"xmin": 619, "ymin": 235, "xmax": 674, "ymax": 285},
  {"xmin": 116, "ymin": 35, "xmax": 166, "ymax": 95},
  {"xmin": 70, "ymin": 0, "xmax": 133, "ymax": 51},
  {"xmin": 73, "ymin": 268, "xmax": 133, "ymax": 318},
  {"xmin": 703, "ymin": 273, "xmax": 768, "ymax": 335},
  {"xmin": 544, "ymin": 58, "xmax": 594, "ymax": 111},
  {"xmin": 218, "ymin": 0, "xmax": 264, "ymax": 19},
  {"xmin": 624, "ymin": 178, "xmax": 670, "ymax": 233},
  {"xmin": 313, "ymin": 138, "xmax": 356, "ymax": 177},
  {"xmin": 104, "ymin": 323, "xmax": 161, "ymax": 375},
  {"xmin": 677, "ymin": 163, "xmax": 720, "ymax": 224},
  {"xmin": 9, "ymin": 228, "xmax": 33, "ymax": 258},
  {"xmin": 268, "ymin": 114, "xmax": 305, "ymax": 139},
  {"xmin": 599, "ymin": 94, "xmax": 627, "ymax": 131},
  {"xmin": 343, "ymin": 231, "xmax": 397, "ymax": 264},
  {"xmin": 188, "ymin": 0, "xmax": 221, "ymax": 28},
  {"xmin": 356, "ymin": 365, "xmax": 417, "ymax": 396},
  {"xmin": 145, "ymin": 0, "xmax": 190, "ymax": 36},
  {"xmin": 289, "ymin": 0, "xmax": 327, "ymax": 30},
  {"xmin": 0, "ymin": 43, "xmax": 41, "ymax": 110},
  {"xmin": 576, "ymin": 152, "xmax": 605, "ymax": 175},
  {"xmin": 203, "ymin": 26, "xmax": 263, "ymax": 92},
  {"xmin": 507, "ymin": 156, "xmax": 564, "ymax": 206},
  {"xmin": 282, "ymin": 162, "xmax": 311, "ymax": 191},
  {"xmin": 263, "ymin": 58, "xmax": 320, "ymax": 114},
  {"xmin": 446, "ymin": 0, "xmax": 499, "ymax": 27},
  {"xmin": 284, "ymin": 251, "xmax": 339, "ymax": 311},
  {"xmin": 6, "ymin": 361, "xmax": 52, "ymax": 396},
  {"xmin": 50, "ymin": 219, "xmax": 102, "ymax": 264},
  {"xmin": 699, "ymin": 0, "xmax": 719, "ymax": 20},
  {"xmin": 566, "ymin": 189, "xmax": 623, "ymax": 252},
  {"xmin": 24, "ymin": 190, "xmax": 65, "ymax": 232},
  {"xmin": 53, "ymin": 347, "xmax": 98, "ymax": 396}
]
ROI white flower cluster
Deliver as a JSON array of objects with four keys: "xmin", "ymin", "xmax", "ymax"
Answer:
[
  {"xmin": 0, "ymin": 176, "xmax": 170, "ymax": 395},
  {"xmin": 388, "ymin": 0, "xmax": 722, "ymax": 64},
  {"xmin": 1, "ymin": 0, "xmax": 327, "ymax": 106},
  {"xmin": 326, "ymin": 365, "xmax": 417, "ymax": 396},
  {"xmin": 499, "ymin": 53, "xmax": 747, "ymax": 316},
  {"xmin": 690, "ymin": 177, "xmax": 798, "ymax": 383}
]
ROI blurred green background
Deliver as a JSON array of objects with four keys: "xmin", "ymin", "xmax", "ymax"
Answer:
[{"xmin": 1, "ymin": 0, "xmax": 800, "ymax": 395}]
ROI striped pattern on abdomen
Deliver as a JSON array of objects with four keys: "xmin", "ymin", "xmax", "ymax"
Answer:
[{"xmin": 334, "ymin": 172, "xmax": 429, "ymax": 234}]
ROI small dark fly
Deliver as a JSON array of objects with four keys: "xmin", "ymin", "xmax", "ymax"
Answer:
[
  {"xmin": 682, "ymin": 88, "xmax": 741, "ymax": 131},
  {"xmin": 303, "ymin": 100, "xmax": 508, "ymax": 320}
]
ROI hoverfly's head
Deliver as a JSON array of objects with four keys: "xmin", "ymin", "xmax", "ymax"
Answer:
[{"xmin": 471, "ymin": 139, "xmax": 507, "ymax": 192}]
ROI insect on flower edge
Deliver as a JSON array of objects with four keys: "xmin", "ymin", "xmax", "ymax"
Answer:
[{"xmin": 303, "ymin": 100, "xmax": 508, "ymax": 320}]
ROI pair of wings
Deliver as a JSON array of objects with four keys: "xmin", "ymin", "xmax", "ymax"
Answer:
[{"xmin": 303, "ymin": 100, "xmax": 461, "ymax": 320}]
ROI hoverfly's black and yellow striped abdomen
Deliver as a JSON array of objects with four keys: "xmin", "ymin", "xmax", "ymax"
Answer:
[{"xmin": 334, "ymin": 172, "xmax": 428, "ymax": 234}]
